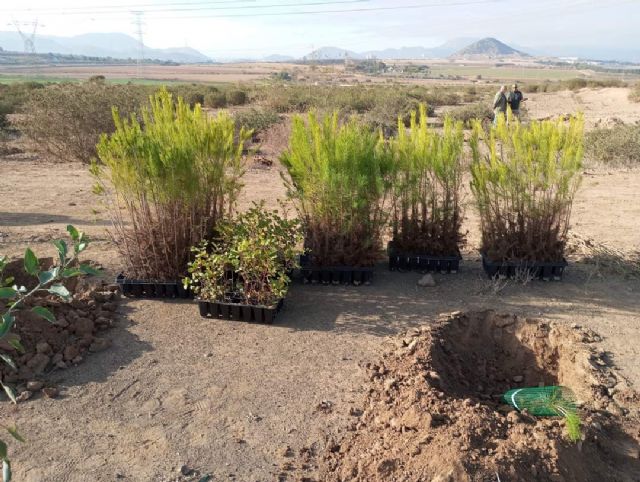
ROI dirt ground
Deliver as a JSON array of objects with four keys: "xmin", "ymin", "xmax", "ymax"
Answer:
[
  {"xmin": 528, "ymin": 87, "xmax": 640, "ymax": 128},
  {"xmin": 0, "ymin": 88, "xmax": 639, "ymax": 481}
]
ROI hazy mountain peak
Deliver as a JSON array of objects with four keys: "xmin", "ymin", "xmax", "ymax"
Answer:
[{"xmin": 451, "ymin": 37, "xmax": 529, "ymax": 58}]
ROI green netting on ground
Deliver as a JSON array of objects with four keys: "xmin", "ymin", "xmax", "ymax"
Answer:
[{"xmin": 502, "ymin": 385, "xmax": 582, "ymax": 441}]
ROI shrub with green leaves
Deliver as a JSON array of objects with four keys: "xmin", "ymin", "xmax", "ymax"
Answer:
[
  {"xmin": 586, "ymin": 122, "xmax": 640, "ymax": 166},
  {"xmin": 17, "ymin": 81, "xmax": 149, "ymax": 163},
  {"xmin": 185, "ymin": 203, "xmax": 303, "ymax": 306},
  {"xmin": 93, "ymin": 88, "xmax": 250, "ymax": 281},
  {"xmin": 281, "ymin": 111, "xmax": 393, "ymax": 267},
  {"xmin": 390, "ymin": 105, "xmax": 465, "ymax": 256},
  {"xmin": 226, "ymin": 90, "xmax": 248, "ymax": 106},
  {"xmin": 470, "ymin": 115, "xmax": 584, "ymax": 262},
  {"xmin": 0, "ymin": 225, "xmax": 97, "ymax": 481},
  {"xmin": 447, "ymin": 102, "xmax": 494, "ymax": 127},
  {"xmin": 204, "ymin": 91, "xmax": 227, "ymax": 108},
  {"xmin": 233, "ymin": 108, "xmax": 281, "ymax": 135}
]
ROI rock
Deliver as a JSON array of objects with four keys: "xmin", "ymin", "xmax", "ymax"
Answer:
[
  {"xmin": 417, "ymin": 274, "xmax": 436, "ymax": 287},
  {"xmin": 26, "ymin": 353, "xmax": 50, "ymax": 375},
  {"xmin": 506, "ymin": 411, "xmax": 521, "ymax": 424},
  {"xmin": 16, "ymin": 390, "xmax": 33, "ymax": 402},
  {"xmin": 179, "ymin": 465, "xmax": 193, "ymax": 476},
  {"xmin": 102, "ymin": 302, "xmax": 118, "ymax": 312},
  {"xmin": 51, "ymin": 353, "xmax": 63, "ymax": 364},
  {"xmin": 63, "ymin": 345, "xmax": 80, "ymax": 361},
  {"xmin": 281, "ymin": 446, "xmax": 294, "ymax": 457},
  {"xmin": 73, "ymin": 317, "xmax": 94, "ymax": 336},
  {"xmin": 56, "ymin": 317, "xmax": 69, "ymax": 328},
  {"xmin": 383, "ymin": 378, "xmax": 397, "ymax": 393},
  {"xmin": 26, "ymin": 380, "xmax": 44, "ymax": 391},
  {"xmin": 72, "ymin": 356, "xmax": 83, "ymax": 365},
  {"xmin": 513, "ymin": 375, "xmax": 524, "ymax": 383},
  {"xmin": 89, "ymin": 337, "xmax": 111, "ymax": 353},
  {"xmin": 42, "ymin": 387, "xmax": 58, "ymax": 398},
  {"xmin": 36, "ymin": 342, "xmax": 52, "ymax": 355}
]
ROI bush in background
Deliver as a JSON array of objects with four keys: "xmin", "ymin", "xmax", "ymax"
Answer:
[
  {"xmin": 93, "ymin": 88, "xmax": 250, "ymax": 281},
  {"xmin": 0, "ymin": 81, "xmax": 46, "ymax": 129},
  {"xmin": 227, "ymin": 90, "xmax": 248, "ymax": 106},
  {"xmin": 17, "ymin": 81, "xmax": 148, "ymax": 163},
  {"xmin": 233, "ymin": 108, "xmax": 280, "ymax": 135},
  {"xmin": 586, "ymin": 122, "xmax": 640, "ymax": 166},
  {"xmin": 204, "ymin": 91, "xmax": 227, "ymax": 108},
  {"xmin": 630, "ymin": 83, "xmax": 640, "ymax": 102},
  {"xmin": 447, "ymin": 102, "xmax": 493, "ymax": 127}
]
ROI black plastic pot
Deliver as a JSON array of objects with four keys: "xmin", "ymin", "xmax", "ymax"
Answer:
[
  {"xmin": 115, "ymin": 274, "xmax": 193, "ymax": 299},
  {"xmin": 197, "ymin": 298, "xmax": 284, "ymax": 324},
  {"xmin": 387, "ymin": 242, "xmax": 461, "ymax": 273},
  {"xmin": 298, "ymin": 254, "xmax": 374, "ymax": 285},
  {"xmin": 481, "ymin": 253, "xmax": 568, "ymax": 281}
]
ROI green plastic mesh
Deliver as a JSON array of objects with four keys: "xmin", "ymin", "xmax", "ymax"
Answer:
[
  {"xmin": 502, "ymin": 385, "xmax": 582, "ymax": 442},
  {"xmin": 502, "ymin": 385, "xmax": 577, "ymax": 416}
]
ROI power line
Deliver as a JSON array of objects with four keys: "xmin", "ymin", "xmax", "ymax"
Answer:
[
  {"xmin": 2, "ymin": 0, "xmax": 500, "ymax": 18},
  {"xmin": 2, "ymin": 0, "xmax": 369, "ymax": 15}
]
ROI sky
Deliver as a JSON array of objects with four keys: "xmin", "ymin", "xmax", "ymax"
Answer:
[{"xmin": 2, "ymin": 0, "xmax": 639, "ymax": 59}]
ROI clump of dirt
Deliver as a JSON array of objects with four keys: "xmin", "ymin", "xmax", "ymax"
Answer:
[
  {"xmin": 0, "ymin": 259, "xmax": 121, "ymax": 400},
  {"xmin": 320, "ymin": 311, "xmax": 640, "ymax": 482}
]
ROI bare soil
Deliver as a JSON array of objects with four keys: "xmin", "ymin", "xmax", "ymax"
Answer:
[
  {"xmin": 0, "ymin": 88, "xmax": 639, "ymax": 481},
  {"xmin": 319, "ymin": 311, "xmax": 640, "ymax": 482}
]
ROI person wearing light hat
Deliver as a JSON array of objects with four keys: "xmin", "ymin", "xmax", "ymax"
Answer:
[
  {"xmin": 492, "ymin": 85, "xmax": 508, "ymax": 125},
  {"xmin": 507, "ymin": 84, "xmax": 527, "ymax": 121}
]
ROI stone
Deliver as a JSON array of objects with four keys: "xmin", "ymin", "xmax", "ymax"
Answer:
[
  {"xmin": 51, "ymin": 353, "xmax": 63, "ymax": 364},
  {"xmin": 36, "ymin": 342, "xmax": 52, "ymax": 355},
  {"xmin": 73, "ymin": 317, "xmax": 95, "ymax": 336},
  {"xmin": 42, "ymin": 387, "xmax": 58, "ymax": 398},
  {"xmin": 16, "ymin": 390, "xmax": 33, "ymax": 402},
  {"xmin": 63, "ymin": 345, "xmax": 80, "ymax": 361},
  {"xmin": 89, "ymin": 337, "xmax": 111, "ymax": 353},
  {"xmin": 513, "ymin": 375, "xmax": 524, "ymax": 383},
  {"xmin": 26, "ymin": 353, "xmax": 50, "ymax": 375},
  {"xmin": 383, "ymin": 378, "xmax": 397, "ymax": 393},
  {"xmin": 417, "ymin": 274, "xmax": 436, "ymax": 287},
  {"xmin": 26, "ymin": 380, "xmax": 44, "ymax": 391},
  {"xmin": 55, "ymin": 317, "xmax": 69, "ymax": 328}
]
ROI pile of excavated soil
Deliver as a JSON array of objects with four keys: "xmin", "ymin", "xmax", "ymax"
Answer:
[
  {"xmin": 320, "ymin": 311, "xmax": 640, "ymax": 482},
  {"xmin": 0, "ymin": 259, "xmax": 120, "ymax": 400}
]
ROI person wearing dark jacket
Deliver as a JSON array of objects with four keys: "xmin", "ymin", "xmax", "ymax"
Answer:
[
  {"xmin": 507, "ymin": 84, "xmax": 527, "ymax": 121},
  {"xmin": 493, "ymin": 85, "xmax": 507, "ymax": 125}
]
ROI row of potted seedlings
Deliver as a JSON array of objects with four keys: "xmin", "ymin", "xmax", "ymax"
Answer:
[{"xmin": 96, "ymin": 90, "xmax": 584, "ymax": 323}]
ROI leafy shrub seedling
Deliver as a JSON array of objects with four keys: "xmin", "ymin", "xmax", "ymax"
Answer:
[{"xmin": 186, "ymin": 203, "xmax": 303, "ymax": 306}]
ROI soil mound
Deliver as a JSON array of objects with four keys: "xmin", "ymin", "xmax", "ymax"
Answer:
[
  {"xmin": 0, "ymin": 259, "xmax": 120, "ymax": 399},
  {"xmin": 320, "ymin": 311, "xmax": 640, "ymax": 482}
]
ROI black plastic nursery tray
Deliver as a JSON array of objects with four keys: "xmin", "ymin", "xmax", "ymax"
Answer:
[
  {"xmin": 197, "ymin": 298, "xmax": 283, "ymax": 324},
  {"xmin": 116, "ymin": 274, "xmax": 193, "ymax": 299},
  {"xmin": 388, "ymin": 244, "xmax": 461, "ymax": 273},
  {"xmin": 481, "ymin": 254, "xmax": 568, "ymax": 281},
  {"xmin": 299, "ymin": 255, "xmax": 373, "ymax": 285}
]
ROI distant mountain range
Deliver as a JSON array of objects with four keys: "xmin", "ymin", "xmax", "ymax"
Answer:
[
  {"xmin": 0, "ymin": 31, "xmax": 211, "ymax": 63},
  {"xmin": 303, "ymin": 38, "xmax": 479, "ymax": 61}
]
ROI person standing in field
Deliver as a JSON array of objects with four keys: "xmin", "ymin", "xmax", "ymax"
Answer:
[
  {"xmin": 493, "ymin": 85, "xmax": 507, "ymax": 125},
  {"xmin": 507, "ymin": 83, "xmax": 526, "ymax": 121}
]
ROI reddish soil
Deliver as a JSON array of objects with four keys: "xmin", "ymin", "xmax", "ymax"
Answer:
[{"xmin": 318, "ymin": 311, "xmax": 640, "ymax": 482}]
